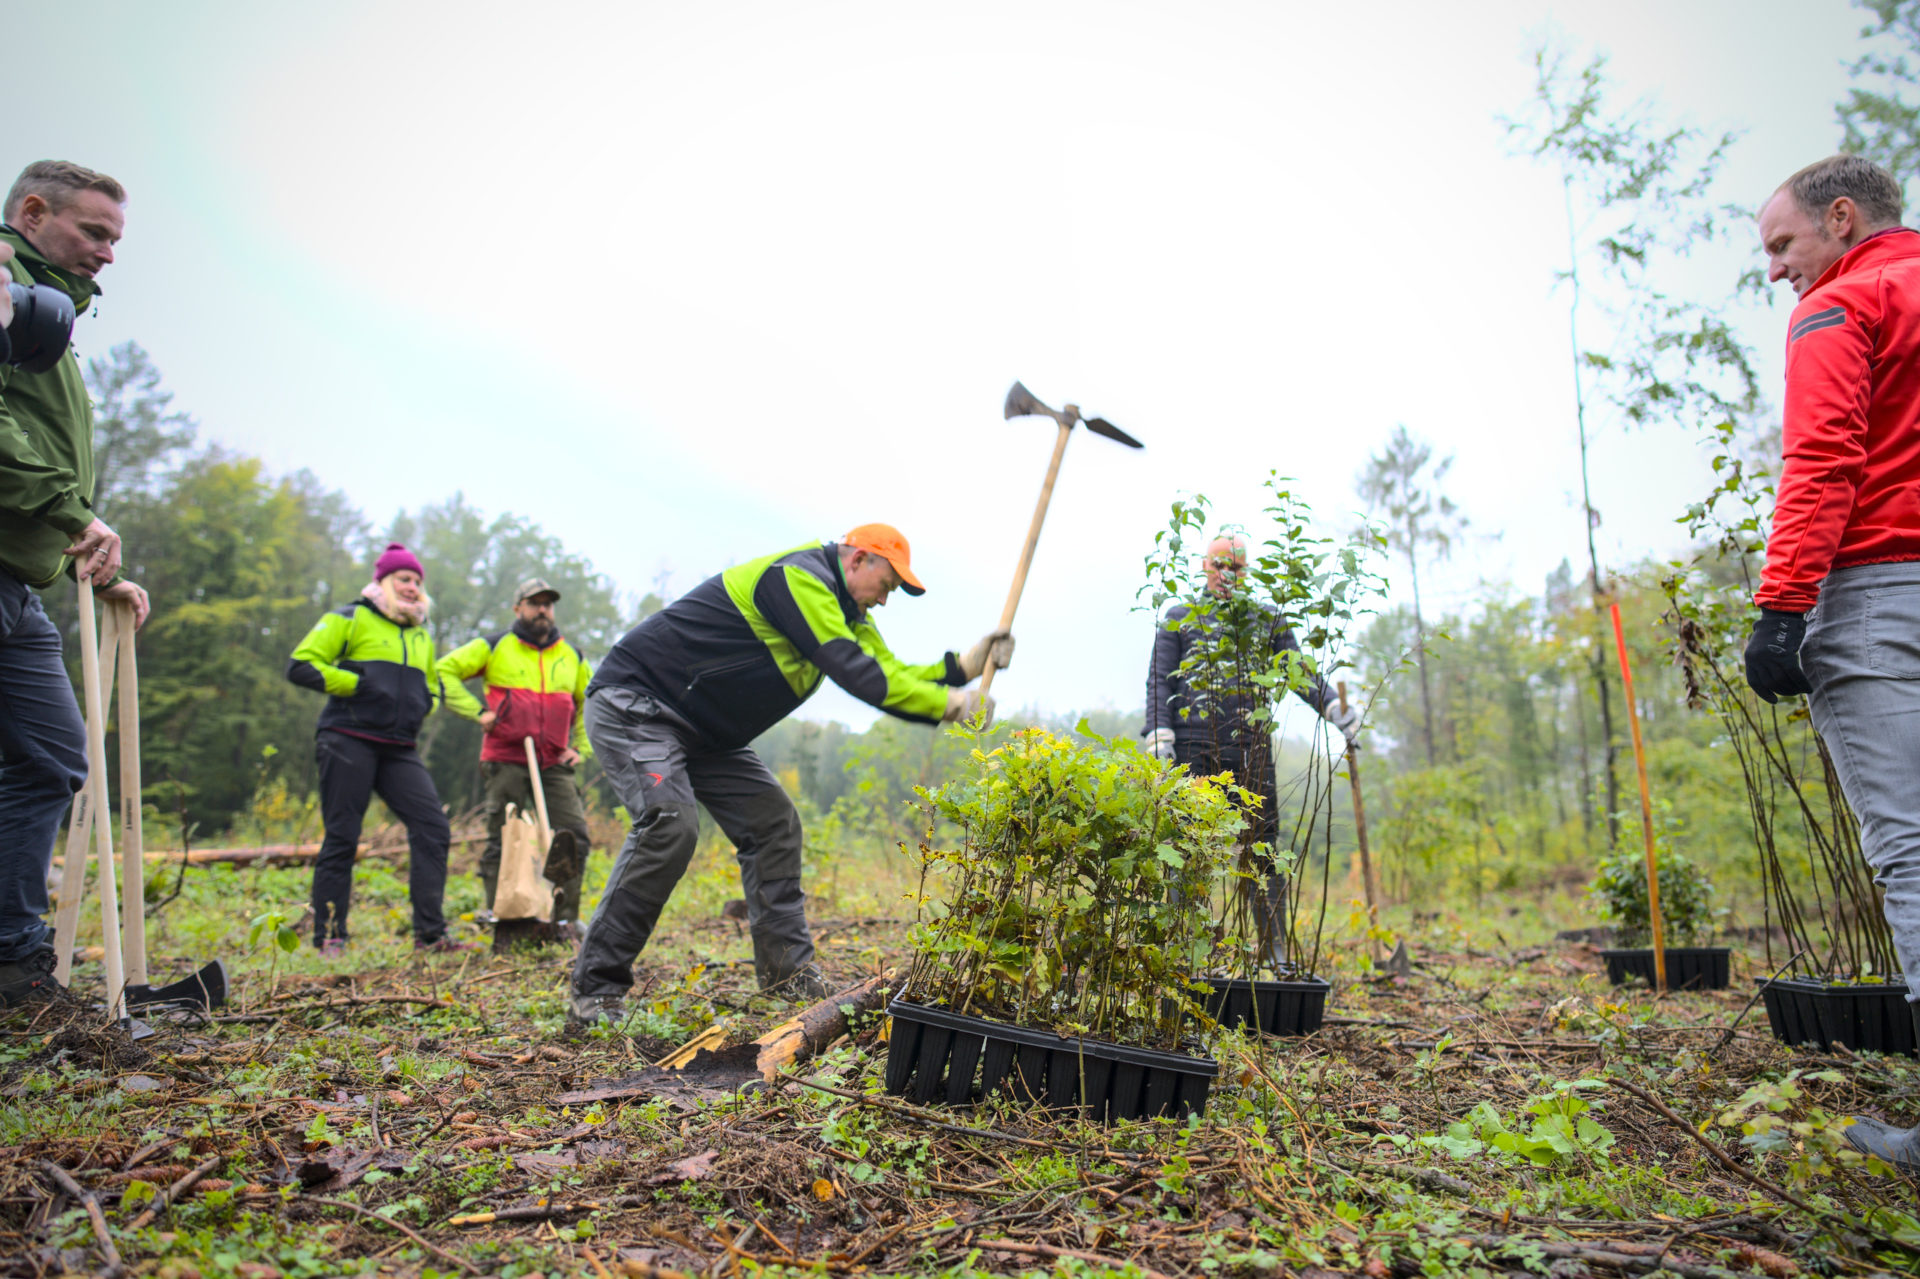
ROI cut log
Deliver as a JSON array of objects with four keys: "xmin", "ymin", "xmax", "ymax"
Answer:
[
  {"xmin": 748, "ymin": 971, "xmax": 893, "ymax": 1078},
  {"xmin": 553, "ymin": 971, "xmax": 895, "ymax": 1106}
]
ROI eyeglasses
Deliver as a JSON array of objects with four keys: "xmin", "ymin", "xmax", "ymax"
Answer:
[{"xmin": 1206, "ymin": 558, "xmax": 1245, "ymax": 570}]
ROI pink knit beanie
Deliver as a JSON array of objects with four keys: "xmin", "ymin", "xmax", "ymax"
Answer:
[{"xmin": 374, "ymin": 543, "xmax": 425, "ymax": 581}]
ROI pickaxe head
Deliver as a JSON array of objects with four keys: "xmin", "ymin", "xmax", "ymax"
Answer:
[{"xmin": 1002, "ymin": 381, "xmax": 1144, "ymax": 448}]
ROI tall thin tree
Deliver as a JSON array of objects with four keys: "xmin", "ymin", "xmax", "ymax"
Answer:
[
  {"xmin": 1507, "ymin": 45, "xmax": 1744, "ymax": 846},
  {"xmin": 1357, "ymin": 424, "xmax": 1464, "ymax": 768}
]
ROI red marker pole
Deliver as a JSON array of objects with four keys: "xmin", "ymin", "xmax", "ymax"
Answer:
[{"xmin": 1609, "ymin": 599, "xmax": 1666, "ymax": 995}]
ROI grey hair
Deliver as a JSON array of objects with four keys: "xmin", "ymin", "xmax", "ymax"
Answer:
[
  {"xmin": 1781, "ymin": 154, "xmax": 1904, "ymax": 229},
  {"xmin": 4, "ymin": 160, "xmax": 127, "ymax": 223}
]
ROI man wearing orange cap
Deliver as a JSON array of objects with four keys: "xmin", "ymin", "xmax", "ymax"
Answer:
[{"xmin": 569, "ymin": 525, "xmax": 1010, "ymax": 1024}]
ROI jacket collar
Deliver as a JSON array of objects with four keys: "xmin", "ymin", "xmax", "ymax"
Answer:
[
  {"xmin": 0, "ymin": 224, "xmax": 102, "ymax": 309},
  {"xmin": 823, "ymin": 542, "xmax": 864, "ymax": 622},
  {"xmin": 1810, "ymin": 225, "xmax": 1920, "ymax": 294}
]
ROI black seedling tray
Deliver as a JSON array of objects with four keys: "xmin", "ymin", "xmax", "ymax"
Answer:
[
  {"xmin": 1757, "ymin": 976, "xmax": 1917, "ymax": 1057},
  {"xmin": 883, "ymin": 999, "xmax": 1218, "ymax": 1122},
  {"xmin": 1600, "ymin": 947, "xmax": 1730, "ymax": 991},
  {"xmin": 1201, "ymin": 975, "xmax": 1330, "ymax": 1036}
]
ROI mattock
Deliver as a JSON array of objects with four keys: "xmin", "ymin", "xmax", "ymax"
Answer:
[
  {"xmin": 976, "ymin": 382, "xmax": 1145, "ymax": 708},
  {"xmin": 52, "ymin": 588, "xmax": 227, "ymax": 1016}
]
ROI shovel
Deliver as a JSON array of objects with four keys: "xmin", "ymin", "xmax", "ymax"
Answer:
[{"xmin": 52, "ymin": 592, "xmax": 226, "ymax": 1013}]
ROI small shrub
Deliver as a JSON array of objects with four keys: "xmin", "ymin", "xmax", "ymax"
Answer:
[
  {"xmin": 902, "ymin": 724, "xmax": 1249, "ymax": 1050},
  {"xmin": 1588, "ymin": 823, "xmax": 1719, "ymax": 947}
]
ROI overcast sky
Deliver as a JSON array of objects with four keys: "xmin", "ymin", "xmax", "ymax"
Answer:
[{"xmin": 9, "ymin": 1, "xmax": 1877, "ymax": 731}]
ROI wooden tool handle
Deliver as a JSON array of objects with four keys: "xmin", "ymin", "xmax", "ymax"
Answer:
[
  {"xmin": 76, "ymin": 584, "xmax": 128, "ymax": 1022},
  {"xmin": 1338, "ymin": 681, "xmax": 1381, "ymax": 920},
  {"xmin": 114, "ymin": 600, "xmax": 147, "ymax": 988},
  {"xmin": 975, "ymin": 422, "xmax": 1074, "ymax": 709},
  {"xmin": 523, "ymin": 737, "xmax": 554, "ymax": 853}
]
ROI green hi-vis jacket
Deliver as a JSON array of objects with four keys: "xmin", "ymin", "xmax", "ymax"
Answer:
[
  {"xmin": 286, "ymin": 596, "xmax": 444, "ymax": 745},
  {"xmin": 437, "ymin": 622, "xmax": 593, "ymax": 769},
  {"xmin": 589, "ymin": 541, "xmax": 968, "ymax": 749},
  {"xmin": 0, "ymin": 226, "xmax": 107, "ymax": 589}
]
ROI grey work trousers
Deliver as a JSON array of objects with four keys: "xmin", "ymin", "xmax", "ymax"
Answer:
[
  {"xmin": 570, "ymin": 686, "xmax": 812, "ymax": 998},
  {"xmin": 1802, "ymin": 561, "xmax": 1920, "ymax": 1001}
]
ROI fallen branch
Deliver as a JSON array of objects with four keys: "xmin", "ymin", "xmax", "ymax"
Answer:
[
  {"xmin": 982, "ymin": 1238, "xmax": 1175, "ymax": 1279},
  {"xmin": 1610, "ymin": 1079, "xmax": 1823, "ymax": 1219},
  {"xmin": 127, "ymin": 1154, "xmax": 222, "ymax": 1230},
  {"xmin": 216, "ymin": 993, "xmax": 454, "ymax": 1024},
  {"xmin": 448, "ymin": 1195, "xmax": 650, "ymax": 1225},
  {"xmin": 307, "ymin": 1195, "xmax": 481, "ymax": 1275},
  {"xmin": 40, "ymin": 1161, "xmax": 122, "ymax": 1277}
]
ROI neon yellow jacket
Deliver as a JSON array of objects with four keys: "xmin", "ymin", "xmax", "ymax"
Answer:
[{"xmin": 437, "ymin": 623, "xmax": 592, "ymax": 768}]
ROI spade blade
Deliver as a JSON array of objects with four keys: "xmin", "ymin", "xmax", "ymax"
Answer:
[
  {"xmin": 1083, "ymin": 417, "xmax": 1144, "ymax": 449},
  {"xmin": 126, "ymin": 958, "xmax": 228, "ymax": 1011}
]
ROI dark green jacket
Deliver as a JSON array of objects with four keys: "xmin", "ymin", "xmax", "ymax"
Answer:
[
  {"xmin": 287, "ymin": 596, "xmax": 445, "ymax": 745},
  {"xmin": 0, "ymin": 226, "xmax": 104, "ymax": 589},
  {"xmin": 590, "ymin": 542, "xmax": 966, "ymax": 749}
]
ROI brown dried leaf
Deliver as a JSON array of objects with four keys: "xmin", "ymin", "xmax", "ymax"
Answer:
[{"xmin": 647, "ymin": 1148, "xmax": 719, "ymax": 1184}]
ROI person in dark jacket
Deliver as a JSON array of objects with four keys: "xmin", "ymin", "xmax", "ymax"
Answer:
[
  {"xmin": 569, "ymin": 524, "xmax": 1010, "ymax": 1025},
  {"xmin": 1143, "ymin": 534, "xmax": 1360, "ymax": 962},
  {"xmin": 288, "ymin": 543, "xmax": 471, "ymax": 954},
  {"xmin": 1745, "ymin": 155, "xmax": 1920, "ymax": 1171}
]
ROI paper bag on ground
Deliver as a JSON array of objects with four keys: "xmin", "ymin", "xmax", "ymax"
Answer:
[{"xmin": 495, "ymin": 803, "xmax": 553, "ymax": 921}]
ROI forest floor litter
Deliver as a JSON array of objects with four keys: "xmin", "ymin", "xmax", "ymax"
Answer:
[{"xmin": 5, "ymin": 880, "xmax": 1920, "ymax": 1279}]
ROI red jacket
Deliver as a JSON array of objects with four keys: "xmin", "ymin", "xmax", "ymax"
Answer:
[{"xmin": 1759, "ymin": 227, "xmax": 1920, "ymax": 611}]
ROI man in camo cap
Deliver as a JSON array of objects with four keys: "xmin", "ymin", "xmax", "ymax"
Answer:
[{"xmin": 437, "ymin": 577, "xmax": 594, "ymax": 930}]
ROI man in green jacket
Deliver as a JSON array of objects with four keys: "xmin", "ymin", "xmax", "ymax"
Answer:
[
  {"xmin": 0, "ymin": 161, "xmax": 148, "ymax": 1006},
  {"xmin": 569, "ymin": 523, "xmax": 1011, "ymax": 1025}
]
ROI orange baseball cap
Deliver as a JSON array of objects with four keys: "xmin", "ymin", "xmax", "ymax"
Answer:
[{"xmin": 842, "ymin": 523, "xmax": 925, "ymax": 595}]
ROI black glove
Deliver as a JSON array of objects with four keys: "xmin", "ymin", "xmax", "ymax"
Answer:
[{"xmin": 1744, "ymin": 609, "xmax": 1812, "ymax": 704}]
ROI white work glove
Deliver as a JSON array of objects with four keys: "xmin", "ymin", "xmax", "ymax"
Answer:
[
  {"xmin": 943, "ymin": 686, "xmax": 996, "ymax": 727},
  {"xmin": 1326, "ymin": 702, "xmax": 1362, "ymax": 749},
  {"xmin": 959, "ymin": 630, "xmax": 1015, "ymax": 680},
  {"xmin": 1145, "ymin": 727, "xmax": 1177, "ymax": 760}
]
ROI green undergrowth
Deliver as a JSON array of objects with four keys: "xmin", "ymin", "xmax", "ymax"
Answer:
[{"xmin": 15, "ymin": 827, "xmax": 1920, "ymax": 1278}]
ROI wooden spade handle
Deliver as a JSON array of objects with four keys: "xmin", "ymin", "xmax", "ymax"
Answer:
[{"xmin": 523, "ymin": 737, "xmax": 554, "ymax": 853}]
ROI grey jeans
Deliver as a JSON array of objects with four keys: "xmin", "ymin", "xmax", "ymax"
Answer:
[
  {"xmin": 570, "ymin": 686, "xmax": 812, "ymax": 998},
  {"xmin": 1802, "ymin": 561, "xmax": 1920, "ymax": 1001}
]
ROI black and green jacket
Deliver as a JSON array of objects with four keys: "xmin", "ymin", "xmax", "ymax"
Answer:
[
  {"xmin": 287, "ymin": 596, "xmax": 444, "ymax": 745},
  {"xmin": 590, "ymin": 542, "xmax": 968, "ymax": 749},
  {"xmin": 0, "ymin": 226, "xmax": 106, "ymax": 589}
]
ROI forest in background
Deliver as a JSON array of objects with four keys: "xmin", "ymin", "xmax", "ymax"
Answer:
[{"xmin": 47, "ymin": 4, "xmax": 1920, "ymax": 936}]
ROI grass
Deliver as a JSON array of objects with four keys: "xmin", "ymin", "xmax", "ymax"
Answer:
[{"xmin": 6, "ymin": 829, "xmax": 1920, "ymax": 1278}]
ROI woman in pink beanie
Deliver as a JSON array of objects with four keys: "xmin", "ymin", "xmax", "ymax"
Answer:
[{"xmin": 285, "ymin": 544, "xmax": 475, "ymax": 953}]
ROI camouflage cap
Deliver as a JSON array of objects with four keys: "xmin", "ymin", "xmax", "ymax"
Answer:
[{"xmin": 514, "ymin": 576, "xmax": 561, "ymax": 605}]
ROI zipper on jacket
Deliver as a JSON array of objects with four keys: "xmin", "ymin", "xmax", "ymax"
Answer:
[{"xmin": 685, "ymin": 654, "xmax": 761, "ymax": 694}]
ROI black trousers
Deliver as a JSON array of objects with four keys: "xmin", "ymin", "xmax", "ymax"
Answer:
[{"xmin": 311, "ymin": 730, "xmax": 451, "ymax": 946}]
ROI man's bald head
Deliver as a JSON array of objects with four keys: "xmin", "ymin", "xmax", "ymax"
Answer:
[{"xmin": 1203, "ymin": 533, "xmax": 1248, "ymax": 598}]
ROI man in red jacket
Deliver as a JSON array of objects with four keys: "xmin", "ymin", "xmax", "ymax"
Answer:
[
  {"xmin": 1748, "ymin": 154, "xmax": 1920, "ymax": 1170},
  {"xmin": 438, "ymin": 577, "xmax": 594, "ymax": 929}
]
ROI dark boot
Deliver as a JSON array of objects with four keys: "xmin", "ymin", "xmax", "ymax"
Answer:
[
  {"xmin": 1844, "ymin": 1117, "xmax": 1920, "ymax": 1172},
  {"xmin": 1842, "ymin": 1000, "xmax": 1920, "ymax": 1172},
  {"xmin": 0, "ymin": 949, "xmax": 73, "ymax": 1008}
]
